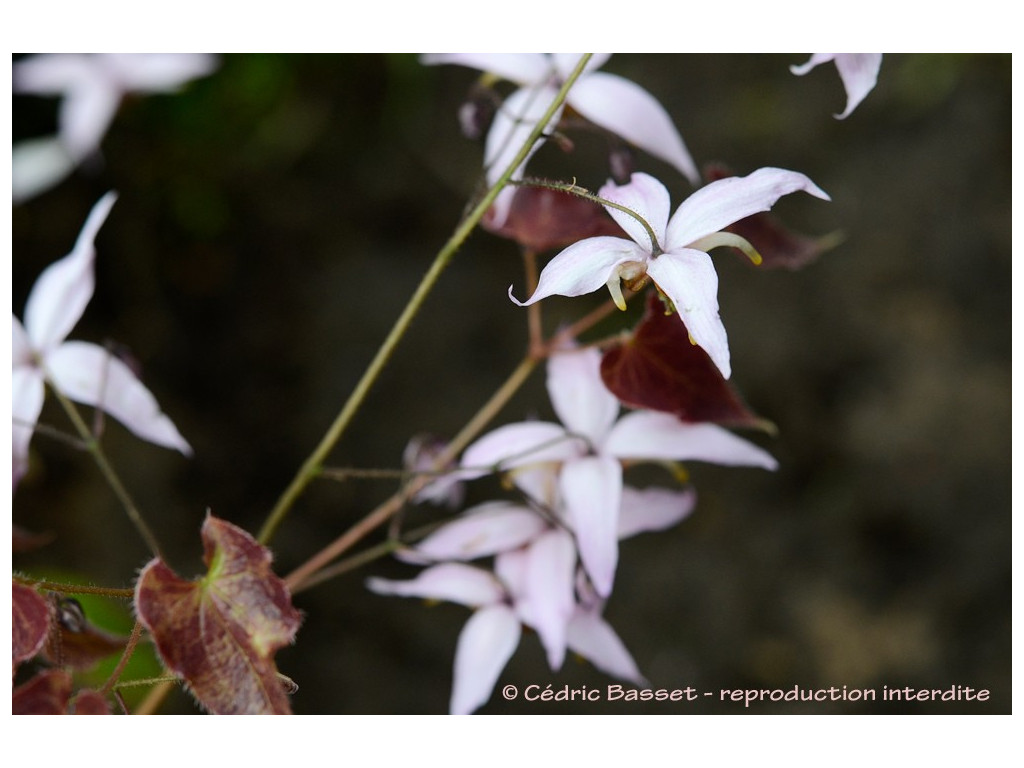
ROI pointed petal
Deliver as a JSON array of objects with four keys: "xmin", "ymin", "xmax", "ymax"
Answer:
[
  {"xmin": 514, "ymin": 529, "xmax": 577, "ymax": 670},
  {"xmin": 460, "ymin": 421, "xmax": 581, "ymax": 477},
  {"xmin": 598, "ymin": 172, "xmax": 670, "ymax": 252},
  {"xmin": 831, "ymin": 54, "xmax": 882, "ymax": 119},
  {"xmin": 571, "ymin": 73, "xmax": 699, "ymax": 185},
  {"xmin": 618, "ymin": 486, "xmax": 697, "ymax": 539},
  {"xmin": 450, "ymin": 605, "xmax": 521, "ymax": 715},
  {"xmin": 485, "ymin": 83, "xmax": 565, "ymax": 182},
  {"xmin": 666, "ymin": 167, "xmax": 830, "ymax": 250},
  {"xmin": 13, "ymin": 368, "xmax": 45, "ymax": 489},
  {"xmin": 99, "ymin": 53, "xmax": 218, "ymax": 92},
  {"xmin": 551, "ymin": 53, "xmax": 611, "ymax": 79},
  {"xmin": 561, "ymin": 456, "xmax": 622, "ymax": 597},
  {"xmin": 59, "ymin": 71, "xmax": 120, "ymax": 159},
  {"xmin": 646, "ymin": 249, "xmax": 731, "ymax": 378},
  {"xmin": 23, "ymin": 192, "xmax": 116, "ymax": 351},
  {"xmin": 13, "ymin": 53, "xmax": 93, "ymax": 94},
  {"xmin": 605, "ymin": 412, "xmax": 778, "ymax": 469},
  {"xmin": 421, "ymin": 53, "xmax": 551, "ymax": 85},
  {"xmin": 12, "ymin": 137, "xmax": 77, "ymax": 204},
  {"xmin": 366, "ymin": 563, "xmax": 505, "ymax": 608},
  {"xmin": 566, "ymin": 608, "xmax": 648, "ymax": 686},
  {"xmin": 46, "ymin": 341, "xmax": 191, "ymax": 455},
  {"xmin": 547, "ymin": 348, "xmax": 619, "ymax": 444},
  {"xmin": 509, "ymin": 236, "xmax": 643, "ymax": 306},
  {"xmin": 398, "ymin": 501, "xmax": 549, "ymax": 564},
  {"xmin": 789, "ymin": 53, "xmax": 836, "ymax": 77}
]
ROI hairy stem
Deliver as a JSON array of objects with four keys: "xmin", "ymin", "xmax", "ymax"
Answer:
[{"xmin": 258, "ymin": 54, "xmax": 594, "ymax": 545}]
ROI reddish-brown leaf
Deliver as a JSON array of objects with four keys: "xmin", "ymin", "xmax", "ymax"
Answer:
[
  {"xmin": 600, "ymin": 291, "xmax": 773, "ymax": 430},
  {"xmin": 482, "ymin": 186, "xmax": 625, "ymax": 252},
  {"xmin": 43, "ymin": 596, "xmax": 127, "ymax": 671},
  {"xmin": 13, "ymin": 582, "xmax": 51, "ymax": 672},
  {"xmin": 134, "ymin": 514, "xmax": 302, "ymax": 714},
  {"xmin": 70, "ymin": 689, "xmax": 112, "ymax": 714},
  {"xmin": 12, "ymin": 669, "xmax": 73, "ymax": 714},
  {"xmin": 705, "ymin": 163, "xmax": 840, "ymax": 270}
]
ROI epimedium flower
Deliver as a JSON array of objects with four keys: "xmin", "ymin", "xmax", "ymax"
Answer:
[
  {"xmin": 422, "ymin": 54, "xmax": 700, "ymax": 225},
  {"xmin": 13, "ymin": 53, "xmax": 218, "ymax": 203},
  {"xmin": 458, "ymin": 347, "xmax": 777, "ymax": 598},
  {"xmin": 509, "ymin": 169, "xmax": 830, "ymax": 379},
  {"xmin": 790, "ymin": 54, "xmax": 883, "ymax": 119},
  {"xmin": 13, "ymin": 192, "xmax": 192, "ymax": 488}
]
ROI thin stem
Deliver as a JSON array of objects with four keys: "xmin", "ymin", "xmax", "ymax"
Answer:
[
  {"xmin": 101, "ymin": 620, "xmax": 144, "ymax": 695},
  {"xmin": 284, "ymin": 354, "xmax": 538, "ymax": 592},
  {"xmin": 257, "ymin": 54, "xmax": 594, "ymax": 546},
  {"xmin": 46, "ymin": 385, "xmax": 163, "ymax": 559},
  {"xmin": 515, "ymin": 176, "xmax": 663, "ymax": 253},
  {"xmin": 13, "ymin": 575, "xmax": 134, "ymax": 599},
  {"xmin": 522, "ymin": 249, "xmax": 544, "ymax": 357}
]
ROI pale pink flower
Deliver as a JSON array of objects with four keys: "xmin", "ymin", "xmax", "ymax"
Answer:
[
  {"xmin": 510, "ymin": 170, "xmax": 829, "ymax": 378},
  {"xmin": 460, "ymin": 347, "xmax": 776, "ymax": 596},
  {"xmin": 13, "ymin": 192, "xmax": 191, "ymax": 487},
  {"xmin": 422, "ymin": 54, "xmax": 699, "ymax": 225},
  {"xmin": 790, "ymin": 54, "xmax": 883, "ymax": 119}
]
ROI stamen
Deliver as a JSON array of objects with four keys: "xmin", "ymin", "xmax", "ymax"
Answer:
[
  {"xmin": 689, "ymin": 231, "xmax": 763, "ymax": 265},
  {"xmin": 606, "ymin": 275, "xmax": 628, "ymax": 311}
]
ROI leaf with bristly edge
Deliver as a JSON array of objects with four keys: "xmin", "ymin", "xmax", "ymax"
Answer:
[
  {"xmin": 135, "ymin": 514, "xmax": 302, "ymax": 714},
  {"xmin": 13, "ymin": 582, "xmax": 52, "ymax": 671},
  {"xmin": 482, "ymin": 185, "xmax": 626, "ymax": 252},
  {"xmin": 600, "ymin": 291, "xmax": 773, "ymax": 430},
  {"xmin": 12, "ymin": 669, "xmax": 73, "ymax": 714}
]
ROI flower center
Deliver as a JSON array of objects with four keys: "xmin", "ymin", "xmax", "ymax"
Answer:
[{"xmin": 605, "ymin": 261, "xmax": 649, "ymax": 311}]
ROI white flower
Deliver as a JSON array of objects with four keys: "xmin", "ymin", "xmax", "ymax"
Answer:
[
  {"xmin": 422, "ymin": 54, "xmax": 699, "ymax": 225},
  {"xmin": 790, "ymin": 54, "xmax": 883, "ymax": 119},
  {"xmin": 13, "ymin": 192, "xmax": 191, "ymax": 487},
  {"xmin": 510, "ymin": 170, "xmax": 830, "ymax": 378}
]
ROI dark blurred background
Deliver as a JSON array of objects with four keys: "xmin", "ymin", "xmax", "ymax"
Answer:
[{"xmin": 12, "ymin": 54, "xmax": 1010, "ymax": 714}]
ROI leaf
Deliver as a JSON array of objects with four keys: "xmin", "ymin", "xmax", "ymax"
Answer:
[
  {"xmin": 482, "ymin": 186, "xmax": 626, "ymax": 252},
  {"xmin": 705, "ymin": 163, "xmax": 842, "ymax": 270},
  {"xmin": 70, "ymin": 689, "xmax": 112, "ymax": 714},
  {"xmin": 43, "ymin": 595, "xmax": 128, "ymax": 671},
  {"xmin": 13, "ymin": 582, "xmax": 52, "ymax": 671},
  {"xmin": 600, "ymin": 291, "xmax": 772, "ymax": 430},
  {"xmin": 12, "ymin": 669, "xmax": 73, "ymax": 714},
  {"xmin": 134, "ymin": 514, "xmax": 302, "ymax": 714}
]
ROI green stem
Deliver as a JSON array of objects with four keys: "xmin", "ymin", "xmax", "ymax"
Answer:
[
  {"xmin": 257, "ymin": 54, "xmax": 594, "ymax": 545},
  {"xmin": 13, "ymin": 574, "xmax": 134, "ymax": 599},
  {"xmin": 48, "ymin": 384, "xmax": 163, "ymax": 559}
]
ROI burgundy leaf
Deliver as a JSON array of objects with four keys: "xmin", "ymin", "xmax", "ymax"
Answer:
[
  {"xmin": 13, "ymin": 582, "xmax": 52, "ymax": 671},
  {"xmin": 482, "ymin": 186, "xmax": 625, "ymax": 252},
  {"xmin": 70, "ymin": 689, "xmax": 112, "ymax": 714},
  {"xmin": 134, "ymin": 514, "xmax": 302, "ymax": 715},
  {"xmin": 600, "ymin": 291, "xmax": 772, "ymax": 430},
  {"xmin": 12, "ymin": 669, "xmax": 73, "ymax": 714},
  {"xmin": 705, "ymin": 163, "xmax": 840, "ymax": 270}
]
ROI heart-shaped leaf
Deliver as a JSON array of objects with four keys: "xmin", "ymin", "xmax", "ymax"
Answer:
[
  {"xmin": 600, "ymin": 291, "xmax": 772, "ymax": 430},
  {"xmin": 135, "ymin": 515, "xmax": 302, "ymax": 714},
  {"xmin": 13, "ymin": 582, "xmax": 52, "ymax": 671}
]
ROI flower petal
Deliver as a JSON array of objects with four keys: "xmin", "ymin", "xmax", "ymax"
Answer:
[
  {"xmin": 513, "ymin": 529, "xmax": 577, "ymax": 670},
  {"xmin": 450, "ymin": 604, "xmax": 521, "ymax": 715},
  {"xmin": 484, "ymin": 84, "xmax": 563, "ymax": 225},
  {"xmin": 398, "ymin": 501, "xmax": 549, "ymax": 564},
  {"xmin": 598, "ymin": 172, "xmax": 671, "ymax": 253},
  {"xmin": 547, "ymin": 347, "xmax": 619, "ymax": 444},
  {"xmin": 46, "ymin": 341, "xmax": 191, "ymax": 455},
  {"xmin": 23, "ymin": 192, "xmax": 116, "ymax": 351},
  {"xmin": 646, "ymin": 248, "xmax": 731, "ymax": 378},
  {"xmin": 12, "ymin": 136, "xmax": 77, "ymax": 204},
  {"xmin": 509, "ymin": 236, "xmax": 644, "ymax": 306},
  {"xmin": 551, "ymin": 53, "xmax": 611, "ymax": 79},
  {"xmin": 13, "ymin": 367, "xmax": 45, "ymax": 490},
  {"xmin": 831, "ymin": 54, "xmax": 883, "ymax": 119},
  {"xmin": 789, "ymin": 53, "xmax": 836, "ymax": 77},
  {"xmin": 618, "ymin": 485, "xmax": 697, "ymax": 539},
  {"xmin": 58, "ymin": 68, "xmax": 121, "ymax": 159},
  {"xmin": 566, "ymin": 607, "xmax": 648, "ymax": 686},
  {"xmin": 421, "ymin": 53, "xmax": 551, "ymax": 85},
  {"xmin": 571, "ymin": 73, "xmax": 699, "ymax": 185},
  {"xmin": 99, "ymin": 53, "xmax": 218, "ymax": 92},
  {"xmin": 366, "ymin": 563, "xmax": 505, "ymax": 608},
  {"xmin": 461, "ymin": 421, "xmax": 581, "ymax": 477},
  {"xmin": 605, "ymin": 412, "xmax": 778, "ymax": 469},
  {"xmin": 666, "ymin": 167, "xmax": 829, "ymax": 250},
  {"xmin": 561, "ymin": 456, "xmax": 623, "ymax": 598}
]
